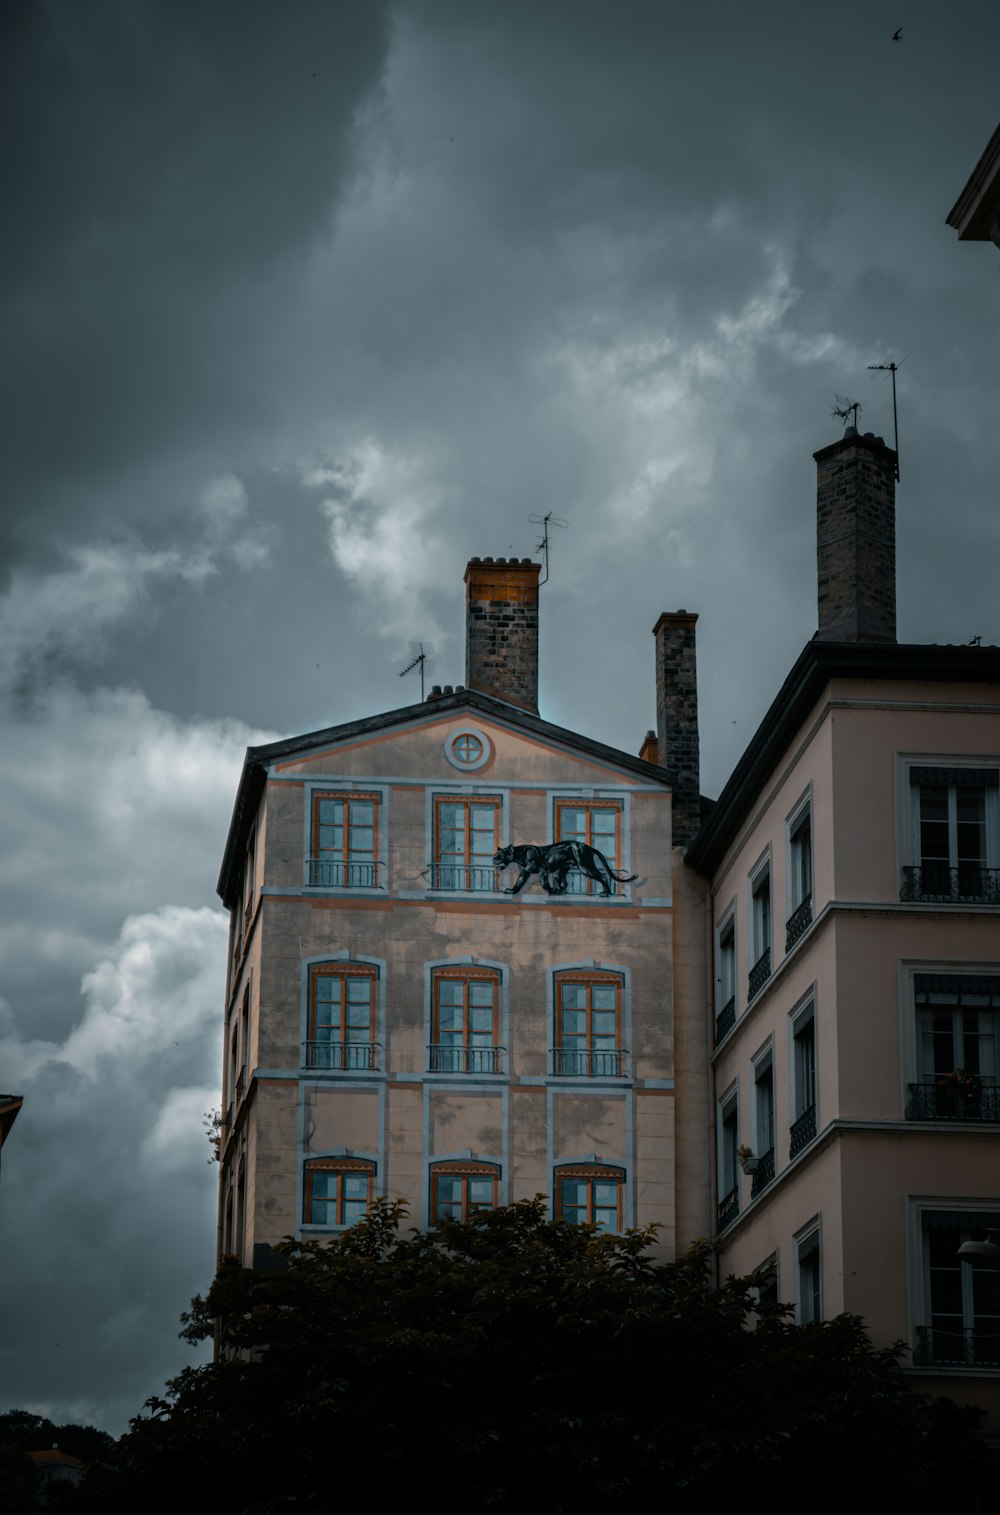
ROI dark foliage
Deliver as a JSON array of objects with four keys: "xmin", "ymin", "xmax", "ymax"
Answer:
[{"xmin": 78, "ymin": 1199, "xmax": 987, "ymax": 1514}]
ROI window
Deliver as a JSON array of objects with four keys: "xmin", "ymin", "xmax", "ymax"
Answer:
[
  {"xmin": 715, "ymin": 912, "xmax": 736, "ymax": 1044},
  {"xmin": 718, "ymin": 1087, "xmax": 739, "ymax": 1231},
  {"xmin": 751, "ymin": 1050, "xmax": 775, "ymax": 1196},
  {"xmin": 304, "ymin": 1158, "xmax": 373, "ymax": 1227},
  {"xmin": 432, "ymin": 795, "xmax": 501, "ymax": 891},
  {"xmin": 305, "ymin": 963, "xmax": 379, "ymax": 1071},
  {"xmin": 786, "ymin": 800, "xmax": 813, "ymax": 949},
  {"xmin": 790, "ymin": 1002, "xmax": 817, "ymax": 1155},
  {"xmin": 749, "ymin": 860, "xmax": 772, "ymax": 998},
  {"xmin": 753, "ymin": 1255, "xmax": 780, "ymax": 1318},
  {"xmin": 555, "ymin": 1165, "xmax": 624, "ymax": 1231},
  {"xmin": 309, "ymin": 792, "xmax": 380, "ymax": 888},
  {"xmin": 444, "ymin": 727, "xmax": 491, "ymax": 771},
  {"xmin": 914, "ymin": 1211, "xmax": 1000, "ymax": 1369},
  {"xmin": 906, "ymin": 973, "xmax": 1000, "ymax": 1121},
  {"xmin": 554, "ymin": 800, "xmax": 624, "ymax": 895},
  {"xmin": 796, "ymin": 1222, "xmax": 822, "ymax": 1324},
  {"xmin": 902, "ymin": 765, "xmax": 999, "ymax": 904},
  {"xmin": 429, "ymin": 967, "xmax": 503, "ymax": 1073},
  {"xmin": 430, "ymin": 1161, "xmax": 499, "ymax": 1221},
  {"xmin": 552, "ymin": 971, "xmax": 625, "ymax": 1077}
]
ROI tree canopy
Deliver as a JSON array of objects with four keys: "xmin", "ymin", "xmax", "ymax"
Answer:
[{"xmin": 79, "ymin": 1199, "xmax": 987, "ymax": 1512}]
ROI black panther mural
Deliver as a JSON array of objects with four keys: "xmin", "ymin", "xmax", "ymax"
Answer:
[{"xmin": 492, "ymin": 842, "xmax": 637, "ymax": 897}]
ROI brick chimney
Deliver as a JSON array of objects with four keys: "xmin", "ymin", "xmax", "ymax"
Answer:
[
  {"xmin": 653, "ymin": 610, "xmax": 700, "ymax": 849},
  {"xmin": 814, "ymin": 427, "xmax": 897, "ymax": 643},
  {"xmin": 465, "ymin": 557, "xmax": 541, "ymax": 713}
]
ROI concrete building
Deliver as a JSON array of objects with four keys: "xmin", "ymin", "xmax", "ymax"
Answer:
[
  {"xmin": 688, "ymin": 426, "xmax": 1000, "ymax": 1423},
  {"xmin": 216, "ymin": 558, "xmax": 709, "ymax": 1264}
]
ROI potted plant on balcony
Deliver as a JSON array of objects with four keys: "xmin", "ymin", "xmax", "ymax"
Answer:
[
  {"xmin": 935, "ymin": 1068, "xmax": 982, "ymax": 1119},
  {"xmin": 737, "ymin": 1144, "xmax": 759, "ymax": 1175}
]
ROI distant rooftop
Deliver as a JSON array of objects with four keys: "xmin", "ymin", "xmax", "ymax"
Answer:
[{"xmin": 946, "ymin": 121, "xmax": 1000, "ymax": 243}]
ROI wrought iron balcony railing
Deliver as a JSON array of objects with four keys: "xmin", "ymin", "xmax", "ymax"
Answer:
[
  {"xmin": 785, "ymin": 894, "xmax": 813, "ymax": 951},
  {"xmin": 913, "ymin": 1325, "xmax": 1000, "ymax": 1368},
  {"xmin": 550, "ymin": 1047, "xmax": 628, "ymax": 1078},
  {"xmin": 715, "ymin": 995, "xmax": 736, "ymax": 1046},
  {"xmin": 900, "ymin": 865, "xmax": 1000, "ymax": 906},
  {"xmin": 789, "ymin": 1104, "xmax": 817, "ymax": 1157},
  {"xmin": 748, "ymin": 949, "xmax": 771, "ymax": 1001},
  {"xmin": 307, "ymin": 858, "xmax": 381, "ymax": 888},
  {"xmin": 302, "ymin": 1041, "xmax": 381, "ymax": 1071},
  {"xmin": 428, "ymin": 864, "xmax": 498, "ymax": 893},
  {"xmin": 750, "ymin": 1147, "xmax": 775, "ymax": 1198},
  {"xmin": 905, "ymin": 1081, "xmax": 1000, "ymax": 1122},
  {"xmin": 427, "ymin": 1044, "xmax": 506, "ymax": 1074},
  {"xmin": 718, "ymin": 1186, "xmax": 739, "ymax": 1231}
]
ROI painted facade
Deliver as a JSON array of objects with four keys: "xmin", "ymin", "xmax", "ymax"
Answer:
[{"xmin": 218, "ymin": 642, "xmax": 680, "ymax": 1260}]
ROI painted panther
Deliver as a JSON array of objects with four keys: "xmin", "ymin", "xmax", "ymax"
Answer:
[{"xmin": 492, "ymin": 842, "xmax": 637, "ymax": 897}]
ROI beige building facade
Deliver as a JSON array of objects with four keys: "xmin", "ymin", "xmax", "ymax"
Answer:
[
  {"xmin": 689, "ymin": 427, "xmax": 1000, "ymax": 1425},
  {"xmin": 217, "ymin": 559, "xmax": 700, "ymax": 1265}
]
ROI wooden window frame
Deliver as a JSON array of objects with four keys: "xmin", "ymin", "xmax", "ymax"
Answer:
[
  {"xmin": 554, "ymin": 800, "xmax": 623, "ymax": 895},
  {"xmin": 432, "ymin": 795, "xmax": 501, "ymax": 889},
  {"xmin": 431, "ymin": 966, "xmax": 501, "ymax": 1069},
  {"xmin": 555, "ymin": 1165, "xmax": 624, "ymax": 1231},
  {"xmin": 311, "ymin": 791, "xmax": 380, "ymax": 887},
  {"xmin": 304, "ymin": 1158, "xmax": 374, "ymax": 1227},
  {"xmin": 430, "ymin": 1161, "xmax": 499, "ymax": 1222},
  {"xmin": 307, "ymin": 963, "xmax": 377, "ymax": 1070},
  {"xmin": 553, "ymin": 969, "xmax": 624, "ymax": 1076}
]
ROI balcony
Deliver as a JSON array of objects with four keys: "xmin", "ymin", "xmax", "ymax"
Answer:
[
  {"xmin": 905, "ymin": 1080, "xmax": 1000, "ymax": 1122},
  {"xmin": 307, "ymin": 858, "xmax": 381, "ymax": 889},
  {"xmin": 750, "ymin": 1147, "xmax": 775, "ymax": 1199},
  {"xmin": 427, "ymin": 1045, "xmax": 506, "ymax": 1074},
  {"xmin": 302, "ymin": 1041, "xmax": 381, "ymax": 1072},
  {"xmin": 785, "ymin": 894, "xmax": 813, "ymax": 951},
  {"xmin": 900, "ymin": 865, "xmax": 1000, "ymax": 905},
  {"xmin": 748, "ymin": 949, "xmax": 771, "ymax": 1001},
  {"xmin": 913, "ymin": 1325, "xmax": 1000, "ymax": 1369},
  {"xmin": 789, "ymin": 1104, "xmax": 817, "ymax": 1157},
  {"xmin": 428, "ymin": 864, "xmax": 498, "ymax": 893},
  {"xmin": 550, "ymin": 1048, "xmax": 628, "ymax": 1078},
  {"xmin": 714, "ymin": 996, "xmax": 736, "ymax": 1046},
  {"xmin": 718, "ymin": 1187, "xmax": 739, "ymax": 1231}
]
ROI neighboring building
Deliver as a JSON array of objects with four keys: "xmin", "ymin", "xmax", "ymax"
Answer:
[
  {"xmin": 947, "ymin": 120, "xmax": 1000, "ymax": 249},
  {"xmin": 217, "ymin": 558, "xmax": 709, "ymax": 1265},
  {"xmin": 688, "ymin": 426, "xmax": 1000, "ymax": 1425},
  {"xmin": 0, "ymin": 1093, "xmax": 23, "ymax": 1184},
  {"xmin": 29, "ymin": 1447, "xmax": 84, "ymax": 1498}
]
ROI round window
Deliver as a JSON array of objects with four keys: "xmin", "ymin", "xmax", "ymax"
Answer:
[{"xmin": 445, "ymin": 727, "xmax": 491, "ymax": 771}]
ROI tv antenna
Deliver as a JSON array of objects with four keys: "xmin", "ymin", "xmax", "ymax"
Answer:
[
  {"xmin": 528, "ymin": 511, "xmax": 568, "ymax": 586},
  {"xmin": 867, "ymin": 356, "xmax": 905, "ymax": 482},
  {"xmin": 399, "ymin": 641, "xmax": 432, "ymax": 701},
  {"xmin": 832, "ymin": 394, "xmax": 861, "ymax": 429}
]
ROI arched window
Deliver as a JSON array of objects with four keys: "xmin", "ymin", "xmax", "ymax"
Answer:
[
  {"xmin": 555, "ymin": 1165, "xmax": 624, "ymax": 1232},
  {"xmin": 430, "ymin": 1160, "xmax": 499, "ymax": 1222},
  {"xmin": 304, "ymin": 1157, "xmax": 375, "ymax": 1227},
  {"xmin": 429, "ymin": 966, "xmax": 503, "ymax": 1073},
  {"xmin": 305, "ymin": 963, "xmax": 378, "ymax": 1071},
  {"xmin": 552, "ymin": 970, "xmax": 625, "ymax": 1077}
]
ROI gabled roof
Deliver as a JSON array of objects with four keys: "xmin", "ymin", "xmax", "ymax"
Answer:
[
  {"xmin": 0, "ymin": 1093, "xmax": 23, "ymax": 1147},
  {"xmin": 686, "ymin": 639, "xmax": 1000, "ymax": 877},
  {"xmin": 218, "ymin": 687, "xmax": 668, "ymax": 905}
]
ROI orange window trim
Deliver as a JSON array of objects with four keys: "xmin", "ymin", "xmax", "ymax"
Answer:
[
  {"xmin": 432, "ymin": 967, "xmax": 500, "ymax": 1041},
  {"xmin": 312, "ymin": 791, "xmax": 380, "ymax": 858},
  {"xmin": 554, "ymin": 970, "xmax": 623, "ymax": 1042},
  {"xmin": 555, "ymin": 799, "xmax": 623, "ymax": 844},
  {"xmin": 433, "ymin": 795, "xmax": 501, "ymax": 857},
  {"xmin": 309, "ymin": 962, "xmax": 377, "ymax": 1036}
]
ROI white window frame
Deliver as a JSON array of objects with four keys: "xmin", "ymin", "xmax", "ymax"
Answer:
[
  {"xmin": 715, "ymin": 904, "xmax": 737, "ymax": 1018},
  {"xmin": 908, "ymin": 1199, "xmax": 1000, "ymax": 1374},
  {"xmin": 789, "ymin": 992, "xmax": 818, "ymax": 1134},
  {"xmin": 901, "ymin": 965, "xmax": 1000, "ymax": 1119},
  {"xmin": 752, "ymin": 1040, "xmax": 775, "ymax": 1162},
  {"xmin": 749, "ymin": 852, "xmax": 772, "ymax": 966},
  {"xmin": 896, "ymin": 756, "xmax": 1000, "ymax": 903},
  {"xmin": 794, "ymin": 1216, "xmax": 822, "ymax": 1324},
  {"xmin": 785, "ymin": 788, "xmax": 813, "ymax": 920},
  {"xmin": 718, "ymin": 1082, "xmax": 740, "ymax": 1207}
]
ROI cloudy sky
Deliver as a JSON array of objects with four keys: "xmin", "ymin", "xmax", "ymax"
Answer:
[{"xmin": 2, "ymin": 0, "xmax": 998, "ymax": 1436}]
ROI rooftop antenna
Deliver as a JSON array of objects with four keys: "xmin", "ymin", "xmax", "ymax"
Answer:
[
  {"xmin": 528, "ymin": 511, "xmax": 568, "ymax": 586},
  {"xmin": 867, "ymin": 357, "xmax": 906, "ymax": 482},
  {"xmin": 399, "ymin": 641, "xmax": 432, "ymax": 701},
  {"xmin": 832, "ymin": 394, "xmax": 861, "ymax": 430}
]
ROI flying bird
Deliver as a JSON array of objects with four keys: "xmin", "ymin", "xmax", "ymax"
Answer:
[{"xmin": 892, "ymin": 27, "xmax": 903, "ymax": 40}]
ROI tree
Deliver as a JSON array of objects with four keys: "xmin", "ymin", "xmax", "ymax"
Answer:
[{"xmin": 80, "ymin": 1200, "xmax": 987, "ymax": 1513}]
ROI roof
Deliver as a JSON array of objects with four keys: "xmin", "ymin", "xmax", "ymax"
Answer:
[
  {"xmin": 217, "ymin": 687, "xmax": 669, "ymax": 906},
  {"xmin": 946, "ymin": 120, "xmax": 1000, "ymax": 241},
  {"xmin": 29, "ymin": 1449, "xmax": 84, "ymax": 1467},
  {"xmin": 0, "ymin": 1094, "xmax": 23, "ymax": 1146},
  {"xmin": 686, "ymin": 639, "xmax": 1000, "ymax": 877}
]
